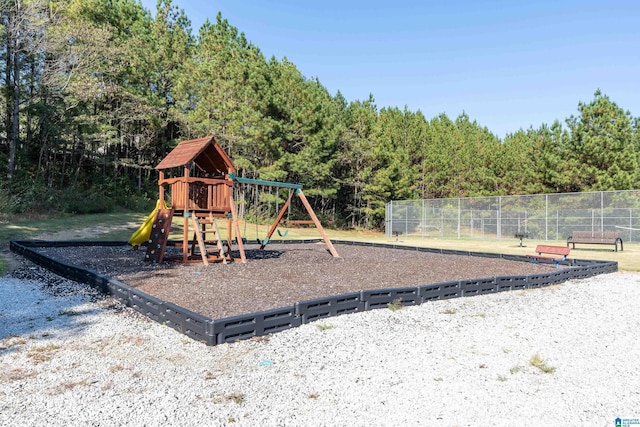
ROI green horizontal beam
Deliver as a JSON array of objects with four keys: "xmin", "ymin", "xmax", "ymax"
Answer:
[{"xmin": 229, "ymin": 173, "xmax": 303, "ymax": 190}]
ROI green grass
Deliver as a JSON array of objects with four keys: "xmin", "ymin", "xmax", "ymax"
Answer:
[
  {"xmin": 529, "ymin": 353, "xmax": 556, "ymax": 374},
  {"xmin": 0, "ymin": 256, "xmax": 8, "ymax": 276},
  {"xmin": 387, "ymin": 298, "xmax": 403, "ymax": 311},
  {"xmin": 0, "ymin": 210, "xmax": 147, "ymax": 242}
]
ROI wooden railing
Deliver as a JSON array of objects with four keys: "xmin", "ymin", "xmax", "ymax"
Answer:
[{"xmin": 159, "ymin": 177, "xmax": 232, "ymax": 213}]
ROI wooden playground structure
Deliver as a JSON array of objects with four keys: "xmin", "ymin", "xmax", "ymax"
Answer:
[{"xmin": 143, "ymin": 136, "xmax": 339, "ymax": 265}]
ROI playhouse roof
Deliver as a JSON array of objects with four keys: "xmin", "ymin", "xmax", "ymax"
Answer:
[{"xmin": 155, "ymin": 136, "xmax": 236, "ymax": 174}]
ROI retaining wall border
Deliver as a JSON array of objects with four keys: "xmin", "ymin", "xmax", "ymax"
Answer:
[{"xmin": 10, "ymin": 239, "xmax": 618, "ymax": 346}]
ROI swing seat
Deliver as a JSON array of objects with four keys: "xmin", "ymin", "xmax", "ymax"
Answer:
[{"xmin": 277, "ymin": 229, "xmax": 289, "ymax": 237}]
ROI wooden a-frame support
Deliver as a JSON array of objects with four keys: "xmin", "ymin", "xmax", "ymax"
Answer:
[{"xmin": 260, "ymin": 188, "xmax": 339, "ymax": 258}]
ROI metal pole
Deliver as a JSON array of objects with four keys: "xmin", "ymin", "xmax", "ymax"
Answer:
[
  {"xmin": 545, "ymin": 194, "xmax": 548, "ymax": 241},
  {"xmin": 422, "ymin": 199, "xmax": 426, "ymax": 238},
  {"xmin": 388, "ymin": 201, "xmax": 393, "ymax": 238},
  {"xmin": 498, "ymin": 196, "xmax": 502, "ymax": 240},
  {"xmin": 405, "ymin": 203, "xmax": 408, "ymax": 237},
  {"xmin": 601, "ymin": 191, "xmax": 604, "ymax": 232},
  {"xmin": 457, "ymin": 198, "xmax": 461, "ymax": 239}
]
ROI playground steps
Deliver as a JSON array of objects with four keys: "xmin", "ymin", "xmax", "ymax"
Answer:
[
  {"xmin": 190, "ymin": 214, "xmax": 227, "ymax": 265},
  {"xmin": 145, "ymin": 208, "xmax": 174, "ymax": 264}
]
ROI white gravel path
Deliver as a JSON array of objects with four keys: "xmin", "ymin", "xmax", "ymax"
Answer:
[{"xmin": 1, "ymin": 266, "xmax": 639, "ymax": 426}]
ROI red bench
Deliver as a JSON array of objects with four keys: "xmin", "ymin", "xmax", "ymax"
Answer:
[{"xmin": 527, "ymin": 245, "xmax": 570, "ymax": 268}]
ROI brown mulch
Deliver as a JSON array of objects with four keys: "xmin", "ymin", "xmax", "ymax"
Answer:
[{"xmin": 37, "ymin": 242, "xmax": 559, "ymax": 320}]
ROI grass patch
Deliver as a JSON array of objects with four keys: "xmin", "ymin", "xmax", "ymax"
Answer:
[
  {"xmin": 214, "ymin": 393, "xmax": 245, "ymax": 405},
  {"xmin": 1, "ymin": 368, "xmax": 38, "ymax": 381},
  {"xmin": 497, "ymin": 374, "xmax": 508, "ymax": 382},
  {"xmin": 58, "ymin": 309, "xmax": 81, "ymax": 317},
  {"xmin": 0, "ymin": 210, "xmax": 147, "ymax": 242},
  {"xmin": 26, "ymin": 344, "xmax": 62, "ymax": 364},
  {"xmin": 0, "ymin": 335, "xmax": 28, "ymax": 350},
  {"xmin": 510, "ymin": 365, "xmax": 522, "ymax": 375},
  {"xmin": 387, "ymin": 298, "xmax": 403, "ymax": 311},
  {"xmin": 316, "ymin": 324, "xmax": 334, "ymax": 331},
  {"xmin": 529, "ymin": 353, "xmax": 556, "ymax": 374},
  {"xmin": 441, "ymin": 308, "xmax": 457, "ymax": 315},
  {"xmin": 0, "ymin": 256, "xmax": 8, "ymax": 276}
]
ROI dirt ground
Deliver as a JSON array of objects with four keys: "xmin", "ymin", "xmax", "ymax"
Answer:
[{"xmin": 36, "ymin": 242, "xmax": 558, "ymax": 319}]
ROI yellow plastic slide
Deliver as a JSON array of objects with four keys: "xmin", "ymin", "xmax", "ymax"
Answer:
[{"xmin": 128, "ymin": 200, "xmax": 166, "ymax": 246}]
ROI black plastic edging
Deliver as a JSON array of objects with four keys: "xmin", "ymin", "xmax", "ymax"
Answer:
[
  {"xmin": 361, "ymin": 287, "xmax": 421, "ymax": 310},
  {"xmin": 10, "ymin": 239, "xmax": 618, "ymax": 346},
  {"xmin": 295, "ymin": 292, "xmax": 364, "ymax": 324}
]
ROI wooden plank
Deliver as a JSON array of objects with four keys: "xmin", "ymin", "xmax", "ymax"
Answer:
[
  {"xmin": 283, "ymin": 220, "xmax": 315, "ymax": 226},
  {"xmin": 229, "ymin": 193, "xmax": 246, "ymax": 263},
  {"xmin": 532, "ymin": 244, "xmax": 570, "ymax": 257}
]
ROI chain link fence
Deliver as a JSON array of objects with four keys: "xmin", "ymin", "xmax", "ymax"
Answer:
[{"xmin": 385, "ymin": 190, "xmax": 640, "ymax": 243}]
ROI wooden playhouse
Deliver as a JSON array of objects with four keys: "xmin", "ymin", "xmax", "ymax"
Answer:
[
  {"xmin": 146, "ymin": 136, "xmax": 246, "ymax": 264},
  {"xmin": 145, "ymin": 136, "xmax": 338, "ymax": 265}
]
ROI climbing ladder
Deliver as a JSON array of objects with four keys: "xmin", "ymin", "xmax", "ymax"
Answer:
[
  {"xmin": 190, "ymin": 213, "xmax": 227, "ymax": 265},
  {"xmin": 145, "ymin": 208, "xmax": 174, "ymax": 264}
]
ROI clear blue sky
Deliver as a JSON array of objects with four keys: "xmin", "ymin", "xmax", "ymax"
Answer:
[{"xmin": 141, "ymin": 0, "xmax": 640, "ymax": 139}]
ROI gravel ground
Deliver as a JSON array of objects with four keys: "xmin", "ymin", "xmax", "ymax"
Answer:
[
  {"xmin": 1, "ymin": 255, "xmax": 639, "ymax": 426},
  {"xmin": 37, "ymin": 243, "xmax": 558, "ymax": 319}
]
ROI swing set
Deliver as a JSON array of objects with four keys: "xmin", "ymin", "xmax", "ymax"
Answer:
[
  {"xmin": 141, "ymin": 136, "xmax": 339, "ymax": 265},
  {"xmin": 230, "ymin": 174, "xmax": 337, "ymax": 254},
  {"xmin": 240, "ymin": 183, "xmax": 291, "ymax": 244}
]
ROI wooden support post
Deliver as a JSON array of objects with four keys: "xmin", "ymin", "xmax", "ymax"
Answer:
[
  {"xmin": 296, "ymin": 190, "xmax": 340, "ymax": 258},
  {"xmin": 260, "ymin": 191, "xmax": 294, "ymax": 250},
  {"xmin": 158, "ymin": 171, "xmax": 165, "ymax": 206},
  {"xmin": 226, "ymin": 216, "xmax": 233, "ymax": 261},
  {"xmin": 183, "ymin": 214, "xmax": 189, "ymax": 263},
  {"xmin": 229, "ymin": 193, "xmax": 246, "ymax": 263},
  {"xmin": 182, "ymin": 167, "xmax": 190, "ymax": 263}
]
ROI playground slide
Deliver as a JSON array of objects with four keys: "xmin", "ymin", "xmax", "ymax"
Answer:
[{"xmin": 128, "ymin": 200, "xmax": 166, "ymax": 246}]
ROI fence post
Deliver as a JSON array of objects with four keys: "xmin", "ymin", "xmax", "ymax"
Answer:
[
  {"xmin": 545, "ymin": 194, "xmax": 549, "ymax": 241},
  {"xmin": 498, "ymin": 196, "xmax": 502, "ymax": 240},
  {"xmin": 601, "ymin": 191, "xmax": 604, "ymax": 232},
  {"xmin": 387, "ymin": 201, "xmax": 392, "ymax": 238},
  {"xmin": 457, "ymin": 198, "xmax": 461, "ymax": 239}
]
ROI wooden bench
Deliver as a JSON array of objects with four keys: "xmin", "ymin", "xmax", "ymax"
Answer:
[
  {"xmin": 567, "ymin": 231, "xmax": 623, "ymax": 252},
  {"xmin": 281, "ymin": 219, "xmax": 315, "ymax": 227},
  {"xmin": 526, "ymin": 245, "xmax": 570, "ymax": 268}
]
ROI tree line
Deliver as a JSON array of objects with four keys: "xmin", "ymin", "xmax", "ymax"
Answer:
[{"xmin": 2, "ymin": 0, "xmax": 639, "ymax": 229}]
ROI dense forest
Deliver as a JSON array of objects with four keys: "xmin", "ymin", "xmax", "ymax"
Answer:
[{"xmin": 1, "ymin": 0, "xmax": 639, "ymax": 229}]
